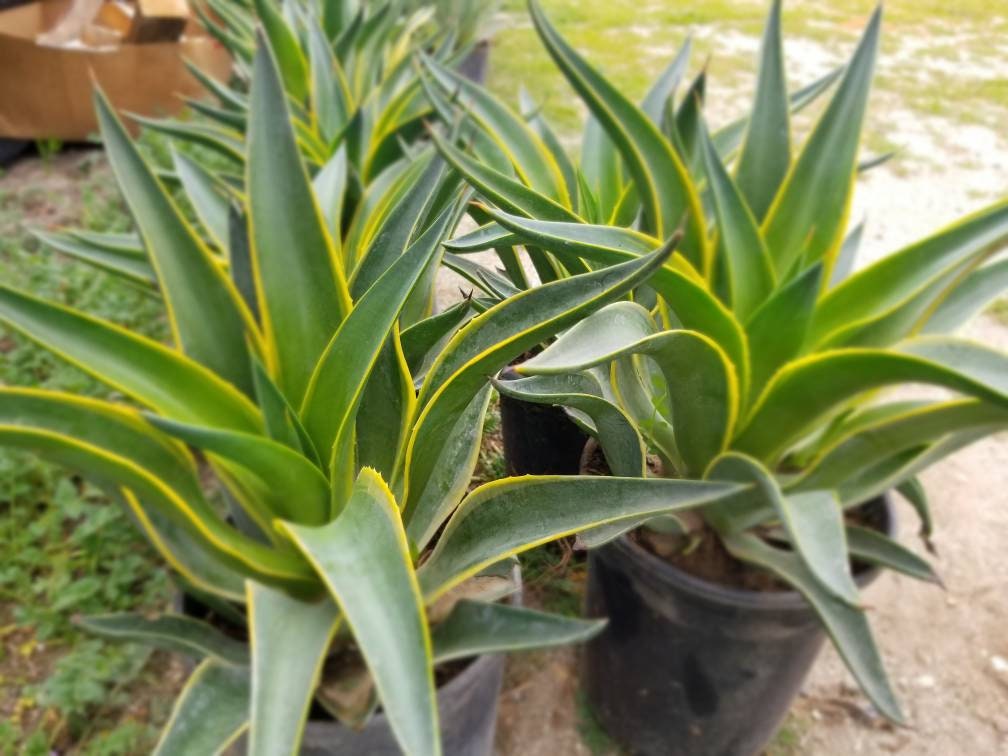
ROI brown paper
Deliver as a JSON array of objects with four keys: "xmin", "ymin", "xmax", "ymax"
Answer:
[{"xmin": 0, "ymin": 0, "xmax": 232, "ymax": 140}]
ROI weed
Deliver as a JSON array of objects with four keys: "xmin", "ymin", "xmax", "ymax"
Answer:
[{"xmin": 576, "ymin": 690, "xmax": 621, "ymax": 755}]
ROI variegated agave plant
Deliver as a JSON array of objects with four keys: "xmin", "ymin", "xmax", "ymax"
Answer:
[
  {"xmin": 432, "ymin": 0, "xmax": 1008, "ymax": 722},
  {"xmin": 0, "ymin": 35, "xmax": 751, "ymax": 756}
]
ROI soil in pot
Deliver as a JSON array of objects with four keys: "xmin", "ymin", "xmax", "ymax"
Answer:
[{"xmin": 579, "ymin": 443, "xmax": 895, "ymax": 756}]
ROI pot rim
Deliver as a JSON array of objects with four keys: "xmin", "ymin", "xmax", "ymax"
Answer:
[{"xmin": 600, "ymin": 494, "xmax": 895, "ymax": 613}]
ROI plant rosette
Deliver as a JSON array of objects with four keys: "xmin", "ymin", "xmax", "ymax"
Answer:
[{"xmin": 431, "ymin": 0, "xmax": 1008, "ymax": 752}]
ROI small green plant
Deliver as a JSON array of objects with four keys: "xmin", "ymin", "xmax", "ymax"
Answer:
[{"xmin": 440, "ymin": 0, "xmax": 1008, "ymax": 723}]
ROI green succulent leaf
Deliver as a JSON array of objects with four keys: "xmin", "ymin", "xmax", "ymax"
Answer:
[
  {"xmin": 529, "ymin": 0, "xmax": 707, "ymax": 267},
  {"xmin": 154, "ymin": 659, "xmax": 250, "ymax": 756},
  {"xmin": 31, "ymin": 228, "xmax": 156, "ymax": 288},
  {"xmin": 722, "ymin": 532, "xmax": 902, "ymax": 723},
  {"xmin": 248, "ymin": 33, "xmax": 352, "ymax": 405},
  {"xmin": 96, "ymin": 89, "xmax": 257, "ymax": 394},
  {"xmin": 253, "ymin": 0, "xmax": 310, "ymax": 102},
  {"xmin": 844, "ymin": 526, "xmax": 941, "ymax": 585},
  {"xmin": 761, "ymin": 8, "xmax": 881, "ymax": 277},
  {"xmin": 247, "ymin": 582, "xmax": 341, "ymax": 756},
  {"xmin": 921, "ymin": 257, "xmax": 1008, "ymax": 334},
  {"xmin": 281, "ymin": 469, "xmax": 439, "ymax": 756},
  {"xmin": 76, "ymin": 613, "xmax": 249, "ymax": 667},
  {"xmin": 0, "ymin": 286, "xmax": 261, "ymax": 432},
  {"xmin": 172, "ymin": 149, "xmax": 231, "ymax": 250},
  {"xmin": 419, "ymin": 476, "xmax": 745, "ymax": 602},
  {"xmin": 432, "ymin": 600, "xmax": 606, "ymax": 663},
  {"xmin": 734, "ymin": 0, "xmax": 790, "ymax": 220}
]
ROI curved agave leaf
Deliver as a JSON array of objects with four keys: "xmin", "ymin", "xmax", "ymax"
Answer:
[
  {"xmin": 844, "ymin": 526, "xmax": 941, "ymax": 585},
  {"xmin": 468, "ymin": 208, "xmax": 751, "ymax": 397},
  {"xmin": 789, "ymin": 399, "xmax": 1008, "ymax": 493},
  {"xmin": 418, "ymin": 475, "xmax": 746, "ymax": 602},
  {"xmin": 30, "ymin": 228, "xmax": 157, "ymax": 288},
  {"xmin": 810, "ymin": 195, "xmax": 1008, "ymax": 347},
  {"xmin": 761, "ymin": 8, "xmax": 881, "ymax": 278},
  {"xmin": 248, "ymin": 33, "xmax": 352, "ymax": 405},
  {"xmin": 154, "ymin": 659, "xmax": 250, "ymax": 756},
  {"xmin": 432, "ymin": 600, "xmax": 606, "ymax": 663},
  {"xmin": 132, "ymin": 115, "xmax": 246, "ymax": 163},
  {"xmin": 253, "ymin": 0, "xmax": 309, "ymax": 102},
  {"xmin": 521, "ymin": 303, "xmax": 737, "ymax": 475},
  {"xmin": 712, "ymin": 454, "xmax": 861, "ymax": 607},
  {"xmin": 700, "ymin": 125, "xmax": 775, "ymax": 320},
  {"xmin": 640, "ymin": 37, "xmax": 692, "ymax": 125},
  {"xmin": 400, "ymin": 297, "xmax": 474, "ymax": 380},
  {"xmin": 528, "ymin": 0, "xmax": 707, "ymax": 267},
  {"xmin": 300, "ymin": 200, "xmax": 458, "ymax": 495},
  {"xmin": 247, "ymin": 583, "xmax": 341, "ymax": 756},
  {"xmin": 0, "ymin": 286, "xmax": 260, "ymax": 432},
  {"xmin": 402, "ymin": 242, "xmax": 676, "ymax": 529},
  {"xmin": 96, "ymin": 90, "xmax": 258, "ymax": 394},
  {"xmin": 145, "ymin": 415, "xmax": 331, "ymax": 526},
  {"xmin": 76, "ymin": 613, "xmax": 249, "ymax": 666},
  {"xmin": 734, "ymin": 0, "xmax": 789, "ymax": 221},
  {"xmin": 921, "ymin": 257, "xmax": 1008, "ymax": 334},
  {"xmin": 307, "ymin": 13, "xmax": 352, "ymax": 143},
  {"xmin": 172, "ymin": 149, "xmax": 231, "ymax": 250},
  {"xmin": 830, "ymin": 220, "xmax": 866, "ymax": 288},
  {"xmin": 421, "ymin": 55, "xmax": 570, "ymax": 205},
  {"xmin": 722, "ymin": 532, "xmax": 902, "ymax": 723},
  {"xmin": 280, "ymin": 469, "xmax": 439, "ymax": 756},
  {"xmin": 734, "ymin": 337, "xmax": 1008, "ymax": 462},
  {"xmin": 519, "ymin": 87, "xmax": 579, "ymax": 209}
]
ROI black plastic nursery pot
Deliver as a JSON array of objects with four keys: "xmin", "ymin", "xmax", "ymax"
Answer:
[
  {"xmin": 582, "ymin": 496, "xmax": 895, "ymax": 756},
  {"xmin": 498, "ymin": 366, "xmax": 589, "ymax": 476}
]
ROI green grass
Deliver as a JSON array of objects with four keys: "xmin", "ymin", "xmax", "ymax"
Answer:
[{"xmin": 0, "ymin": 156, "xmax": 173, "ymax": 752}]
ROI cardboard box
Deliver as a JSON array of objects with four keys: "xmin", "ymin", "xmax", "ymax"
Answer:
[{"xmin": 0, "ymin": 0, "xmax": 232, "ymax": 140}]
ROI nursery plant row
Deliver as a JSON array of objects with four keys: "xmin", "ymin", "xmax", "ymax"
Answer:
[{"xmin": 7, "ymin": 0, "xmax": 1008, "ymax": 753}]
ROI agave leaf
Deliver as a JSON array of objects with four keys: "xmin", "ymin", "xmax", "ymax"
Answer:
[
  {"xmin": 810, "ymin": 200, "xmax": 1008, "ymax": 345},
  {"xmin": 612, "ymin": 356, "xmax": 683, "ymax": 474},
  {"xmin": 400, "ymin": 298, "xmax": 474, "ymax": 380},
  {"xmin": 896, "ymin": 476, "xmax": 934, "ymax": 546},
  {"xmin": 280, "ymin": 469, "xmax": 439, "ymax": 756},
  {"xmin": 519, "ymin": 88, "xmax": 579, "ymax": 209},
  {"xmin": 132, "ymin": 115, "xmax": 246, "ymax": 163},
  {"xmin": 402, "ymin": 242, "xmax": 676, "ymax": 530},
  {"xmin": 432, "ymin": 600, "xmax": 606, "ymax": 663},
  {"xmin": 247, "ymin": 583, "xmax": 341, "ymax": 756},
  {"xmin": 248, "ymin": 33, "xmax": 352, "ymax": 405},
  {"xmin": 253, "ymin": 0, "xmax": 309, "ymax": 102},
  {"xmin": 300, "ymin": 200, "xmax": 457, "ymax": 488},
  {"xmin": 745, "ymin": 263, "xmax": 822, "ymax": 407},
  {"xmin": 761, "ymin": 9, "xmax": 881, "ymax": 277},
  {"xmin": 790, "ymin": 399, "xmax": 1008, "ymax": 493},
  {"xmin": 520, "ymin": 304, "xmax": 737, "ymax": 475},
  {"xmin": 469, "ymin": 208, "xmax": 751, "ymax": 398},
  {"xmin": 844, "ymin": 526, "xmax": 941, "ymax": 584},
  {"xmin": 76, "ymin": 613, "xmax": 249, "ymax": 667},
  {"xmin": 641, "ymin": 37, "xmax": 692, "ymax": 125},
  {"xmin": 734, "ymin": 337, "xmax": 1008, "ymax": 462},
  {"xmin": 154, "ymin": 659, "xmax": 249, "ymax": 756},
  {"xmin": 313, "ymin": 146, "xmax": 349, "ymax": 242},
  {"xmin": 734, "ymin": 0, "xmax": 789, "ymax": 220},
  {"xmin": 405, "ymin": 384, "xmax": 493, "ymax": 552},
  {"xmin": 356, "ymin": 331, "xmax": 418, "ymax": 480},
  {"xmin": 830, "ymin": 220, "xmax": 865, "ymax": 288},
  {"xmin": 31, "ymin": 228, "xmax": 157, "ymax": 288},
  {"xmin": 722, "ymin": 532, "xmax": 902, "ymax": 723},
  {"xmin": 251, "ymin": 357, "xmax": 320, "ymax": 465},
  {"xmin": 227, "ymin": 202, "xmax": 260, "ymax": 322},
  {"xmin": 921, "ymin": 257, "xmax": 1008, "ymax": 334},
  {"xmin": 429, "ymin": 129, "xmax": 579, "ymax": 223},
  {"xmin": 96, "ymin": 90, "xmax": 257, "ymax": 394},
  {"xmin": 184, "ymin": 59, "xmax": 248, "ymax": 110},
  {"xmin": 529, "ymin": 0, "xmax": 707, "ymax": 267},
  {"xmin": 145, "ymin": 415, "xmax": 331, "ymax": 526},
  {"xmin": 419, "ymin": 476, "xmax": 745, "ymax": 602},
  {"xmin": 671, "ymin": 70, "xmax": 706, "ymax": 178},
  {"xmin": 707, "ymin": 453, "xmax": 859, "ymax": 606},
  {"xmin": 0, "ymin": 286, "xmax": 260, "ymax": 432},
  {"xmin": 700, "ymin": 125, "xmax": 775, "ymax": 321},
  {"xmin": 172, "ymin": 149, "xmax": 231, "ymax": 250},
  {"xmin": 307, "ymin": 13, "xmax": 351, "ymax": 142},
  {"xmin": 422, "ymin": 55, "xmax": 569, "ymax": 205}
]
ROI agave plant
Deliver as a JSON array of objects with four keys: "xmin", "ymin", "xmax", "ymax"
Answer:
[
  {"xmin": 0, "ymin": 33, "xmax": 756, "ymax": 754},
  {"xmin": 33, "ymin": 0, "xmax": 491, "ymax": 292},
  {"xmin": 426, "ymin": 0, "xmax": 1008, "ymax": 722}
]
